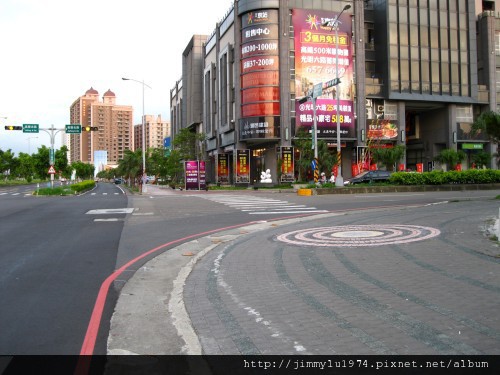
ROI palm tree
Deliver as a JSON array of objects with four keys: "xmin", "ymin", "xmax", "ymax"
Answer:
[
  {"xmin": 117, "ymin": 149, "xmax": 142, "ymax": 186},
  {"xmin": 370, "ymin": 145, "xmax": 406, "ymax": 171}
]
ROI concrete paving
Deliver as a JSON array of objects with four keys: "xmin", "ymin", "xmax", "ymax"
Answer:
[{"xmin": 107, "ymin": 185, "xmax": 500, "ymax": 357}]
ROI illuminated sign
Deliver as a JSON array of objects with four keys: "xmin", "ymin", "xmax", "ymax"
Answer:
[{"xmin": 292, "ymin": 8, "xmax": 354, "ymax": 138}]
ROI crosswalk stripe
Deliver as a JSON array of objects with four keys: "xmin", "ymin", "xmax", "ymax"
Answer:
[{"xmin": 197, "ymin": 194, "xmax": 328, "ymax": 215}]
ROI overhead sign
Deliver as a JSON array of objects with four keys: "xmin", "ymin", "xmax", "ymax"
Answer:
[
  {"xmin": 65, "ymin": 124, "xmax": 82, "ymax": 134},
  {"xmin": 23, "ymin": 124, "xmax": 39, "ymax": 133},
  {"xmin": 48, "ymin": 165, "xmax": 56, "ymax": 174}
]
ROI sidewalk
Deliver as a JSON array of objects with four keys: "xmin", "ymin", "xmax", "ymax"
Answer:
[{"xmin": 107, "ymin": 185, "xmax": 500, "ymax": 358}]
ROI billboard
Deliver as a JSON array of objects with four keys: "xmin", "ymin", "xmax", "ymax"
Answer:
[
  {"xmin": 185, "ymin": 161, "xmax": 206, "ymax": 190},
  {"xmin": 240, "ymin": 9, "xmax": 280, "ymax": 139},
  {"xmin": 292, "ymin": 8, "xmax": 355, "ymax": 138}
]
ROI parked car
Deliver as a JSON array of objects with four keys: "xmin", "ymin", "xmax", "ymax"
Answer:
[
  {"xmin": 114, "ymin": 178, "xmax": 123, "ymax": 184},
  {"xmin": 344, "ymin": 170, "xmax": 392, "ymax": 185}
]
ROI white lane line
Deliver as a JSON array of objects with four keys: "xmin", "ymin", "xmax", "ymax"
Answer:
[
  {"xmin": 249, "ymin": 210, "xmax": 328, "ymax": 214},
  {"xmin": 94, "ymin": 218, "xmax": 123, "ymax": 222},
  {"xmin": 86, "ymin": 208, "xmax": 134, "ymax": 214}
]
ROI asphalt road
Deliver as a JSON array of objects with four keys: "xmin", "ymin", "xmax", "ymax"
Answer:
[
  {"xmin": 106, "ymin": 186, "xmax": 500, "ymax": 360},
  {"xmin": 0, "ymin": 182, "xmax": 126, "ymax": 354},
  {"xmin": 1, "ymin": 183, "xmax": 499, "ymax": 359}
]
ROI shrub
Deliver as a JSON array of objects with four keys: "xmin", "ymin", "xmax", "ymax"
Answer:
[
  {"xmin": 390, "ymin": 169, "xmax": 500, "ymax": 185},
  {"xmin": 70, "ymin": 180, "xmax": 95, "ymax": 193}
]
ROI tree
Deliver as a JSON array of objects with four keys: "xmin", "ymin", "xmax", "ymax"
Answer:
[
  {"xmin": 32, "ymin": 145, "xmax": 50, "ymax": 179},
  {"xmin": 172, "ymin": 128, "xmax": 206, "ymax": 161},
  {"xmin": 71, "ymin": 161, "xmax": 94, "ymax": 180},
  {"xmin": 0, "ymin": 149, "xmax": 16, "ymax": 179},
  {"xmin": 148, "ymin": 147, "xmax": 170, "ymax": 183},
  {"xmin": 293, "ymin": 127, "xmax": 339, "ymax": 181},
  {"xmin": 435, "ymin": 149, "xmax": 466, "ymax": 171},
  {"xmin": 116, "ymin": 149, "xmax": 142, "ymax": 185},
  {"xmin": 16, "ymin": 153, "xmax": 36, "ymax": 182},
  {"xmin": 472, "ymin": 111, "xmax": 500, "ymax": 144},
  {"xmin": 370, "ymin": 145, "xmax": 406, "ymax": 171},
  {"xmin": 55, "ymin": 145, "xmax": 70, "ymax": 178},
  {"xmin": 165, "ymin": 149, "xmax": 184, "ymax": 185}
]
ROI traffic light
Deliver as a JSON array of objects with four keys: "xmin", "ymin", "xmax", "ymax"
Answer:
[
  {"xmin": 4, "ymin": 125, "xmax": 22, "ymax": 130},
  {"xmin": 82, "ymin": 126, "xmax": 98, "ymax": 132}
]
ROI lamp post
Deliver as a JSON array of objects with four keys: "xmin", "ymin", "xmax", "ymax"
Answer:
[
  {"xmin": 323, "ymin": 4, "xmax": 351, "ymax": 187},
  {"xmin": 122, "ymin": 77, "xmax": 151, "ymax": 192},
  {"xmin": 27, "ymin": 136, "xmax": 38, "ymax": 154}
]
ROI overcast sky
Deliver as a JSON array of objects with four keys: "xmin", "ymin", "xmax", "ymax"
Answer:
[{"xmin": 0, "ymin": 0, "xmax": 233, "ymax": 155}]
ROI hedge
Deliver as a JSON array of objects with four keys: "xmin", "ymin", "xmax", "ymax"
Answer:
[{"xmin": 389, "ymin": 169, "xmax": 500, "ymax": 185}]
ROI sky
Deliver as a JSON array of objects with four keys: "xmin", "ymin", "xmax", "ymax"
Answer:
[{"xmin": 0, "ymin": 0, "xmax": 233, "ymax": 155}]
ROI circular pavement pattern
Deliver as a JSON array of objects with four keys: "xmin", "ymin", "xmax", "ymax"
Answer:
[{"xmin": 276, "ymin": 224, "xmax": 440, "ymax": 247}]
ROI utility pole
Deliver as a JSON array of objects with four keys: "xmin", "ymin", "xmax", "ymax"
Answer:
[{"xmin": 40, "ymin": 125, "xmax": 64, "ymax": 188}]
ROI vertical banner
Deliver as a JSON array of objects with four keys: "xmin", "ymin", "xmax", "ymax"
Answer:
[
  {"xmin": 236, "ymin": 150, "xmax": 250, "ymax": 183},
  {"xmin": 185, "ymin": 161, "xmax": 199, "ymax": 190},
  {"xmin": 199, "ymin": 161, "xmax": 206, "ymax": 190},
  {"xmin": 240, "ymin": 9, "xmax": 281, "ymax": 140},
  {"xmin": 279, "ymin": 146, "xmax": 295, "ymax": 182},
  {"xmin": 292, "ymin": 8, "xmax": 354, "ymax": 138},
  {"xmin": 217, "ymin": 153, "xmax": 230, "ymax": 184}
]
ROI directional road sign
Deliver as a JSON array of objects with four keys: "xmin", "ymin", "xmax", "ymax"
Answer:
[
  {"xmin": 65, "ymin": 124, "xmax": 82, "ymax": 134},
  {"xmin": 23, "ymin": 124, "xmax": 39, "ymax": 133},
  {"xmin": 324, "ymin": 77, "xmax": 341, "ymax": 88}
]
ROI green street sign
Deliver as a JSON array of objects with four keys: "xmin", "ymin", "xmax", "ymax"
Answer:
[
  {"xmin": 23, "ymin": 124, "xmax": 39, "ymax": 133},
  {"xmin": 65, "ymin": 124, "xmax": 82, "ymax": 134},
  {"xmin": 49, "ymin": 148, "xmax": 55, "ymax": 165},
  {"xmin": 462, "ymin": 143, "xmax": 484, "ymax": 150}
]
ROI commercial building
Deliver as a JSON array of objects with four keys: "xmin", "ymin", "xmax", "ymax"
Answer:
[
  {"xmin": 171, "ymin": 0, "xmax": 499, "ymax": 185},
  {"xmin": 133, "ymin": 114, "xmax": 171, "ymax": 152},
  {"xmin": 69, "ymin": 88, "xmax": 133, "ymax": 167}
]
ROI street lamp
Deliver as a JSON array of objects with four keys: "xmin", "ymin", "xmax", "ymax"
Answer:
[
  {"xmin": 122, "ymin": 77, "xmax": 151, "ymax": 191},
  {"xmin": 323, "ymin": 4, "xmax": 351, "ymax": 187},
  {"xmin": 27, "ymin": 136, "xmax": 38, "ymax": 154}
]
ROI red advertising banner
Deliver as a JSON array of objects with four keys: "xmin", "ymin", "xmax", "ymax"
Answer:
[
  {"xmin": 279, "ymin": 146, "xmax": 295, "ymax": 182},
  {"xmin": 292, "ymin": 8, "xmax": 354, "ymax": 138},
  {"xmin": 242, "ymin": 40, "xmax": 279, "ymax": 58},
  {"xmin": 242, "ymin": 87, "xmax": 280, "ymax": 103},
  {"xmin": 241, "ymin": 9, "xmax": 280, "ymax": 123},
  {"xmin": 236, "ymin": 150, "xmax": 250, "ymax": 183},
  {"xmin": 242, "ymin": 71, "xmax": 280, "ymax": 87},
  {"xmin": 241, "ymin": 56, "xmax": 280, "ymax": 74},
  {"xmin": 242, "ymin": 102, "xmax": 281, "ymax": 117},
  {"xmin": 217, "ymin": 154, "xmax": 230, "ymax": 184}
]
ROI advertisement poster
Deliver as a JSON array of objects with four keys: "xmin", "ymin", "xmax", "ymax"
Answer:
[
  {"xmin": 292, "ymin": 8, "xmax": 354, "ymax": 138},
  {"xmin": 217, "ymin": 153, "xmax": 229, "ymax": 184},
  {"xmin": 367, "ymin": 119, "xmax": 399, "ymax": 141},
  {"xmin": 240, "ymin": 9, "xmax": 281, "ymax": 140},
  {"xmin": 279, "ymin": 146, "xmax": 295, "ymax": 182},
  {"xmin": 184, "ymin": 161, "xmax": 206, "ymax": 190},
  {"xmin": 236, "ymin": 149, "xmax": 250, "ymax": 183},
  {"xmin": 185, "ymin": 161, "xmax": 199, "ymax": 190}
]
